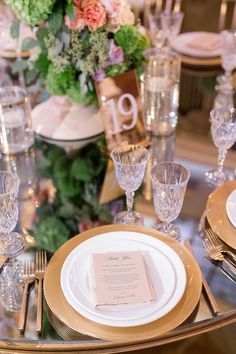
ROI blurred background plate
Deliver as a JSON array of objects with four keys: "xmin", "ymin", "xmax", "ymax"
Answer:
[{"xmin": 172, "ymin": 32, "xmax": 221, "ymax": 57}]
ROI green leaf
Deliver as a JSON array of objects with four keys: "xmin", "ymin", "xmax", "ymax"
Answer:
[
  {"xmin": 71, "ymin": 159, "xmax": 94, "ymax": 182},
  {"xmin": 47, "ymin": 145, "xmax": 65, "ymax": 162},
  {"xmin": 57, "ymin": 177, "xmax": 79, "ymax": 197},
  {"xmin": 34, "ymin": 53, "xmax": 50, "ymax": 77},
  {"xmin": 33, "ymin": 216, "xmax": 70, "ymax": 253},
  {"xmin": 36, "ymin": 156, "xmax": 52, "ymax": 179},
  {"xmin": 65, "ymin": 1, "xmax": 75, "ymax": 20},
  {"xmin": 10, "ymin": 20, "xmax": 20, "ymax": 39},
  {"xmin": 22, "ymin": 37, "xmax": 39, "ymax": 51},
  {"xmin": 11, "ymin": 60, "xmax": 28, "ymax": 74},
  {"xmin": 48, "ymin": 12, "xmax": 63, "ymax": 34},
  {"xmin": 53, "ymin": 155, "xmax": 71, "ymax": 178},
  {"xmin": 26, "ymin": 69, "xmax": 38, "ymax": 85},
  {"xmin": 36, "ymin": 28, "xmax": 49, "ymax": 41},
  {"xmin": 57, "ymin": 201, "xmax": 80, "ymax": 218}
]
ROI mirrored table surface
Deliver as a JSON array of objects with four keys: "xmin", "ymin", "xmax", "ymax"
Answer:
[{"xmin": 0, "ymin": 131, "xmax": 236, "ymax": 353}]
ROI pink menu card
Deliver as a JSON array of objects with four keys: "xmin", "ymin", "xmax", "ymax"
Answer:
[{"xmin": 91, "ymin": 251, "xmax": 156, "ymax": 308}]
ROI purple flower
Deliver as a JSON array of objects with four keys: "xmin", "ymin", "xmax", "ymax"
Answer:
[
  {"xmin": 108, "ymin": 39, "xmax": 124, "ymax": 65},
  {"xmin": 93, "ymin": 70, "xmax": 106, "ymax": 81}
]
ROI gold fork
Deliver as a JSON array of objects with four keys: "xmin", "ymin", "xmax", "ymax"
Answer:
[
  {"xmin": 35, "ymin": 251, "xmax": 47, "ymax": 335},
  {"xmin": 18, "ymin": 260, "xmax": 35, "ymax": 334},
  {"xmin": 206, "ymin": 227, "xmax": 236, "ymax": 264},
  {"xmin": 204, "ymin": 236, "xmax": 236, "ymax": 274}
]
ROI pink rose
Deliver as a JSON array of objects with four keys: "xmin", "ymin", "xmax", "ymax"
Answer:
[
  {"xmin": 101, "ymin": 0, "xmax": 135, "ymax": 31},
  {"xmin": 65, "ymin": 6, "xmax": 86, "ymax": 30},
  {"xmin": 83, "ymin": 0, "xmax": 106, "ymax": 32},
  {"xmin": 101, "ymin": 0, "xmax": 121, "ymax": 14}
]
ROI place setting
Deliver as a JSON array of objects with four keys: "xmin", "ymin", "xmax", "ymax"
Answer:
[
  {"xmin": 44, "ymin": 224, "xmax": 202, "ymax": 341},
  {"xmin": 43, "ymin": 145, "xmax": 202, "ymax": 341}
]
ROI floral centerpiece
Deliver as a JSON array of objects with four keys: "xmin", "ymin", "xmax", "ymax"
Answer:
[
  {"xmin": 4, "ymin": 0, "xmax": 149, "ymax": 253},
  {"xmin": 5, "ymin": 0, "xmax": 149, "ymax": 105}
]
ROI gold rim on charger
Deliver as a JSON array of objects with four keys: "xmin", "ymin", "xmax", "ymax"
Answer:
[
  {"xmin": 206, "ymin": 180, "xmax": 236, "ymax": 250},
  {"xmin": 44, "ymin": 224, "xmax": 202, "ymax": 342}
]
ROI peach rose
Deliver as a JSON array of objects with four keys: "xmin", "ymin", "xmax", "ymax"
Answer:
[
  {"xmin": 65, "ymin": 6, "xmax": 86, "ymax": 30},
  {"xmin": 83, "ymin": 0, "xmax": 106, "ymax": 31},
  {"xmin": 121, "ymin": 6, "xmax": 135, "ymax": 26},
  {"xmin": 73, "ymin": 0, "xmax": 82, "ymax": 6}
]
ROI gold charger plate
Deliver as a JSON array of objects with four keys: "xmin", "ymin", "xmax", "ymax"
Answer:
[
  {"xmin": 206, "ymin": 180, "xmax": 236, "ymax": 250},
  {"xmin": 180, "ymin": 54, "xmax": 221, "ymax": 67},
  {"xmin": 44, "ymin": 225, "xmax": 202, "ymax": 342}
]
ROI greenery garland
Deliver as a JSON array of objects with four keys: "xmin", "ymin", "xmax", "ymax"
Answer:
[{"xmin": 31, "ymin": 138, "xmax": 123, "ymax": 254}]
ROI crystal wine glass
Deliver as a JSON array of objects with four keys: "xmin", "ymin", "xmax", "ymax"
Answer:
[
  {"xmin": 205, "ymin": 107, "xmax": 236, "ymax": 186},
  {"xmin": 161, "ymin": 11, "xmax": 184, "ymax": 47},
  {"xmin": 0, "ymin": 171, "xmax": 24, "ymax": 311},
  {"xmin": 151, "ymin": 162, "xmax": 190, "ymax": 241},
  {"xmin": 148, "ymin": 13, "xmax": 166, "ymax": 48},
  {"xmin": 221, "ymin": 30, "xmax": 236, "ymax": 87},
  {"xmin": 111, "ymin": 145, "xmax": 149, "ymax": 225}
]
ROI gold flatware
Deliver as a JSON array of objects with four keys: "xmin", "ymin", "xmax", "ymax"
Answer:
[
  {"xmin": 18, "ymin": 260, "xmax": 35, "ymax": 334},
  {"xmin": 35, "ymin": 251, "xmax": 47, "ymax": 335},
  {"xmin": 204, "ymin": 235, "xmax": 236, "ymax": 275},
  {"xmin": 184, "ymin": 240, "xmax": 220, "ymax": 316},
  {"xmin": 205, "ymin": 226, "xmax": 236, "ymax": 265}
]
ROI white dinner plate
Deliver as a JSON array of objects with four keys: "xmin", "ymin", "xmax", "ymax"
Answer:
[
  {"xmin": 60, "ymin": 231, "xmax": 186, "ymax": 327},
  {"xmin": 172, "ymin": 32, "xmax": 221, "ymax": 57},
  {"xmin": 226, "ymin": 189, "xmax": 236, "ymax": 228}
]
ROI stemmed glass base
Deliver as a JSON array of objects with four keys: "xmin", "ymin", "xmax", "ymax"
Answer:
[
  {"xmin": 0, "ymin": 232, "xmax": 24, "ymax": 311},
  {"xmin": 114, "ymin": 211, "xmax": 144, "ymax": 226},
  {"xmin": 205, "ymin": 169, "xmax": 228, "ymax": 187},
  {"xmin": 155, "ymin": 222, "xmax": 180, "ymax": 241},
  {"xmin": 0, "ymin": 232, "xmax": 24, "ymax": 257}
]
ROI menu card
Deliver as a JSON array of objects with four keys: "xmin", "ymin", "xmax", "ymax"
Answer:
[{"xmin": 91, "ymin": 251, "xmax": 156, "ymax": 308}]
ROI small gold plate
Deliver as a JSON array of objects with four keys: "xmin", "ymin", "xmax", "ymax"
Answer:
[
  {"xmin": 206, "ymin": 180, "xmax": 236, "ymax": 249},
  {"xmin": 44, "ymin": 225, "xmax": 202, "ymax": 342}
]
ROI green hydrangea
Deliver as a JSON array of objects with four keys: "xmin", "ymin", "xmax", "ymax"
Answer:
[
  {"xmin": 115, "ymin": 26, "xmax": 149, "ymax": 55},
  {"xmin": 5, "ymin": 0, "xmax": 57, "ymax": 26},
  {"xmin": 45, "ymin": 64, "xmax": 75, "ymax": 96},
  {"xmin": 66, "ymin": 82, "xmax": 97, "ymax": 106}
]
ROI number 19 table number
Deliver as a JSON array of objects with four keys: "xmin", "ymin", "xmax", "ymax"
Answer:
[{"xmin": 95, "ymin": 70, "xmax": 147, "ymax": 152}]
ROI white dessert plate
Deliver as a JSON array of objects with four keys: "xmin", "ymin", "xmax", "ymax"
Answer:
[
  {"xmin": 172, "ymin": 32, "xmax": 221, "ymax": 57},
  {"xmin": 60, "ymin": 231, "xmax": 186, "ymax": 327},
  {"xmin": 226, "ymin": 189, "xmax": 236, "ymax": 228}
]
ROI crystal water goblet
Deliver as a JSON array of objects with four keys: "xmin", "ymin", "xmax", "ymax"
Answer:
[
  {"xmin": 221, "ymin": 30, "xmax": 236, "ymax": 87},
  {"xmin": 111, "ymin": 145, "xmax": 149, "ymax": 225},
  {"xmin": 148, "ymin": 13, "xmax": 166, "ymax": 48},
  {"xmin": 0, "ymin": 171, "xmax": 24, "ymax": 311},
  {"xmin": 161, "ymin": 11, "xmax": 184, "ymax": 47},
  {"xmin": 151, "ymin": 162, "xmax": 190, "ymax": 241},
  {"xmin": 205, "ymin": 107, "xmax": 236, "ymax": 186}
]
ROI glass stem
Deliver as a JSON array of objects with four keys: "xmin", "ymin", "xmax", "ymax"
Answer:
[
  {"xmin": 217, "ymin": 148, "xmax": 227, "ymax": 174},
  {"xmin": 126, "ymin": 191, "xmax": 134, "ymax": 216}
]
